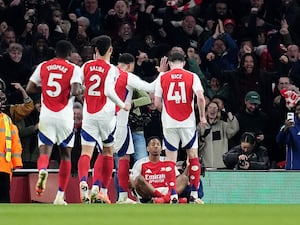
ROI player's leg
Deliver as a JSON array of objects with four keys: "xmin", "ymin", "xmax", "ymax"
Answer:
[
  {"xmin": 35, "ymin": 119, "xmax": 56, "ymax": 195},
  {"xmin": 53, "ymin": 146, "xmax": 72, "ymax": 205},
  {"xmin": 36, "ymin": 143, "xmax": 53, "ymax": 195},
  {"xmin": 53, "ymin": 124, "xmax": 74, "ymax": 205},
  {"xmin": 93, "ymin": 119, "xmax": 117, "ymax": 204},
  {"xmin": 79, "ymin": 120, "xmax": 99, "ymax": 203},
  {"xmin": 181, "ymin": 128, "xmax": 203, "ymax": 204},
  {"xmin": 176, "ymin": 174, "xmax": 189, "ymax": 195},
  {"xmin": 115, "ymin": 126, "xmax": 135, "ymax": 203},
  {"xmin": 163, "ymin": 128, "xmax": 180, "ymax": 201}
]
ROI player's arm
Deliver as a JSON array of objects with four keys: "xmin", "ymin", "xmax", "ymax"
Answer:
[
  {"xmin": 105, "ymin": 67, "xmax": 131, "ymax": 111},
  {"xmin": 127, "ymin": 72, "xmax": 155, "ymax": 93},
  {"xmin": 26, "ymin": 80, "xmax": 40, "ymax": 94},
  {"xmin": 70, "ymin": 65, "xmax": 83, "ymax": 97},
  {"xmin": 154, "ymin": 75, "xmax": 163, "ymax": 111},
  {"xmin": 193, "ymin": 75, "xmax": 207, "ymax": 126},
  {"xmin": 70, "ymin": 82, "xmax": 82, "ymax": 97},
  {"xmin": 26, "ymin": 64, "xmax": 42, "ymax": 94}
]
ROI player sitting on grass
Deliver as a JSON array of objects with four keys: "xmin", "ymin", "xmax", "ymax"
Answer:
[{"xmin": 130, "ymin": 136, "xmax": 189, "ymax": 203}]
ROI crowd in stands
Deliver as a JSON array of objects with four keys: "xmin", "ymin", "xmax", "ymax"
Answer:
[{"xmin": 2, "ymin": 0, "xmax": 300, "ymax": 172}]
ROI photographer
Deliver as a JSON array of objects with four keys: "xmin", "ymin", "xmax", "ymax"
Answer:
[{"xmin": 223, "ymin": 132, "xmax": 270, "ymax": 170}]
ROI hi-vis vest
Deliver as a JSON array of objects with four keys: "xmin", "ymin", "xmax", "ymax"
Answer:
[{"xmin": 0, "ymin": 113, "xmax": 22, "ymax": 176}]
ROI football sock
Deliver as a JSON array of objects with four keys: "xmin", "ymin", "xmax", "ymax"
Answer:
[
  {"xmin": 101, "ymin": 155, "xmax": 113, "ymax": 189},
  {"xmin": 78, "ymin": 154, "xmax": 91, "ymax": 182},
  {"xmin": 189, "ymin": 157, "xmax": 200, "ymax": 195},
  {"xmin": 118, "ymin": 158, "xmax": 130, "ymax": 193},
  {"xmin": 37, "ymin": 154, "xmax": 49, "ymax": 171},
  {"xmin": 93, "ymin": 154, "xmax": 103, "ymax": 186},
  {"xmin": 58, "ymin": 160, "xmax": 71, "ymax": 192}
]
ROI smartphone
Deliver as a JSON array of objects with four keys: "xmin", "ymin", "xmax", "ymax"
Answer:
[{"xmin": 287, "ymin": 112, "xmax": 295, "ymax": 122}]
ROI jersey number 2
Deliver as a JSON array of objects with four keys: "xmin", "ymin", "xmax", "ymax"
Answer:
[{"xmin": 88, "ymin": 74, "xmax": 101, "ymax": 96}]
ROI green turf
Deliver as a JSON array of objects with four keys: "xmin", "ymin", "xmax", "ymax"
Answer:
[{"xmin": 1, "ymin": 204, "xmax": 299, "ymax": 225}]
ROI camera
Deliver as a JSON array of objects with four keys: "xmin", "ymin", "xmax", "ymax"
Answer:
[{"xmin": 238, "ymin": 159, "xmax": 247, "ymax": 167}]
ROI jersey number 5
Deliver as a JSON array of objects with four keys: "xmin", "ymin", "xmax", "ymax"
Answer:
[
  {"xmin": 167, "ymin": 81, "xmax": 187, "ymax": 104},
  {"xmin": 46, "ymin": 72, "xmax": 62, "ymax": 97}
]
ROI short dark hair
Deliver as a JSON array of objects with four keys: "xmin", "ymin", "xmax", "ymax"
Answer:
[
  {"xmin": 55, "ymin": 40, "xmax": 72, "ymax": 58},
  {"xmin": 240, "ymin": 132, "xmax": 256, "ymax": 145},
  {"xmin": 168, "ymin": 52, "xmax": 185, "ymax": 62},
  {"xmin": 118, "ymin": 53, "xmax": 135, "ymax": 64},
  {"xmin": 146, "ymin": 136, "xmax": 162, "ymax": 146},
  {"xmin": 93, "ymin": 35, "xmax": 112, "ymax": 56}
]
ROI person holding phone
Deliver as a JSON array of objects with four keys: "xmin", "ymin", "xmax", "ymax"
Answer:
[{"xmin": 276, "ymin": 101, "xmax": 300, "ymax": 170}]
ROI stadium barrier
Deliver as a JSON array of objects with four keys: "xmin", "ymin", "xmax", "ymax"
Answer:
[
  {"xmin": 11, "ymin": 169, "xmax": 300, "ymax": 204},
  {"xmin": 201, "ymin": 169, "xmax": 300, "ymax": 204}
]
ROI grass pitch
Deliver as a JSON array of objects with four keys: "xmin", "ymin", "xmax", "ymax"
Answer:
[{"xmin": 1, "ymin": 204, "xmax": 299, "ymax": 225}]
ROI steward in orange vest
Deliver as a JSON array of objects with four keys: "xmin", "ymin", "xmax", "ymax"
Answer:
[{"xmin": 0, "ymin": 90, "xmax": 23, "ymax": 203}]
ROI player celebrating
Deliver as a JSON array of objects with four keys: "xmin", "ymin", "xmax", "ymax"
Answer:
[
  {"xmin": 78, "ymin": 35, "xmax": 131, "ymax": 204},
  {"xmin": 114, "ymin": 53, "xmax": 155, "ymax": 204},
  {"xmin": 26, "ymin": 40, "xmax": 82, "ymax": 205},
  {"xmin": 154, "ymin": 52, "xmax": 207, "ymax": 203}
]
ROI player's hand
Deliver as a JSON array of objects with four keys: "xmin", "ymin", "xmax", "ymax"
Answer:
[
  {"xmin": 199, "ymin": 116, "xmax": 207, "ymax": 127},
  {"xmin": 123, "ymin": 102, "xmax": 132, "ymax": 111}
]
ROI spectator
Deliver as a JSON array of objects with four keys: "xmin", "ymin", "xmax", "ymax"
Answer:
[
  {"xmin": 71, "ymin": 101, "xmax": 83, "ymax": 176},
  {"xmin": 227, "ymin": 53, "xmax": 269, "ymax": 113},
  {"xmin": 237, "ymin": 0, "xmax": 281, "ymax": 43},
  {"xmin": 15, "ymin": 97, "xmax": 39, "ymax": 169},
  {"xmin": 78, "ymin": 44, "xmax": 93, "ymax": 63},
  {"xmin": 26, "ymin": 40, "xmax": 82, "ymax": 205},
  {"xmin": 276, "ymin": 101, "xmax": 300, "ymax": 170},
  {"xmin": 69, "ymin": 16, "xmax": 90, "ymax": 52},
  {"xmin": 129, "ymin": 89, "xmax": 151, "ymax": 162},
  {"xmin": 267, "ymin": 75, "xmax": 296, "ymax": 167},
  {"xmin": 200, "ymin": 19, "xmax": 238, "ymax": 80},
  {"xmin": 130, "ymin": 136, "xmax": 189, "ymax": 204},
  {"xmin": 22, "ymin": 33, "xmax": 55, "ymax": 69},
  {"xmin": 277, "ymin": 0, "xmax": 300, "ymax": 46},
  {"xmin": 198, "ymin": 101, "xmax": 239, "ymax": 169},
  {"xmin": 205, "ymin": 0, "xmax": 234, "ymax": 22},
  {"xmin": 0, "ymin": 80, "xmax": 34, "ymax": 124},
  {"xmin": 112, "ymin": 21, "xmax": 138, "ymax": 64},
  {"xmin": 162, "ymin": 7, "xmax": 202, "ymax": 52},
  {"xmin": 232, "ymin": 91, "xmax": 271, "ymax": 152},
  {"xmin": 205, "ymin": 75, "xmax": 230, "ymax": 106},
  {"xmin": 0, "ymin": 42, "xmax": 32, "ymax": 104},
  {"xmin": 69, "ymin": 51, "xmax": 83, "ymax": 67},
  {"xmin": 75, "ymin": 0, "xmax": 105, "ymax": 38},
  {"xmin": 36, "ymin": 22, "xmax": 50, "ymax": 43},
  {"xmin": 103, "ymin": 0, "xmax": 136, "ymax": 41},
  {"xmin": 223, "ymin": 132, "xmax": 270, "ymax": 170},
  {"xmin": 0, "ymin": 89, "xmax": 23, "ymax": 203},
  {"xmin": 223, "ymin": 18, "xmax": 237, "ymax": 39},
  {"xmin": 0, "ymin": 27, "xmax": 16, "ymax": 55}
]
